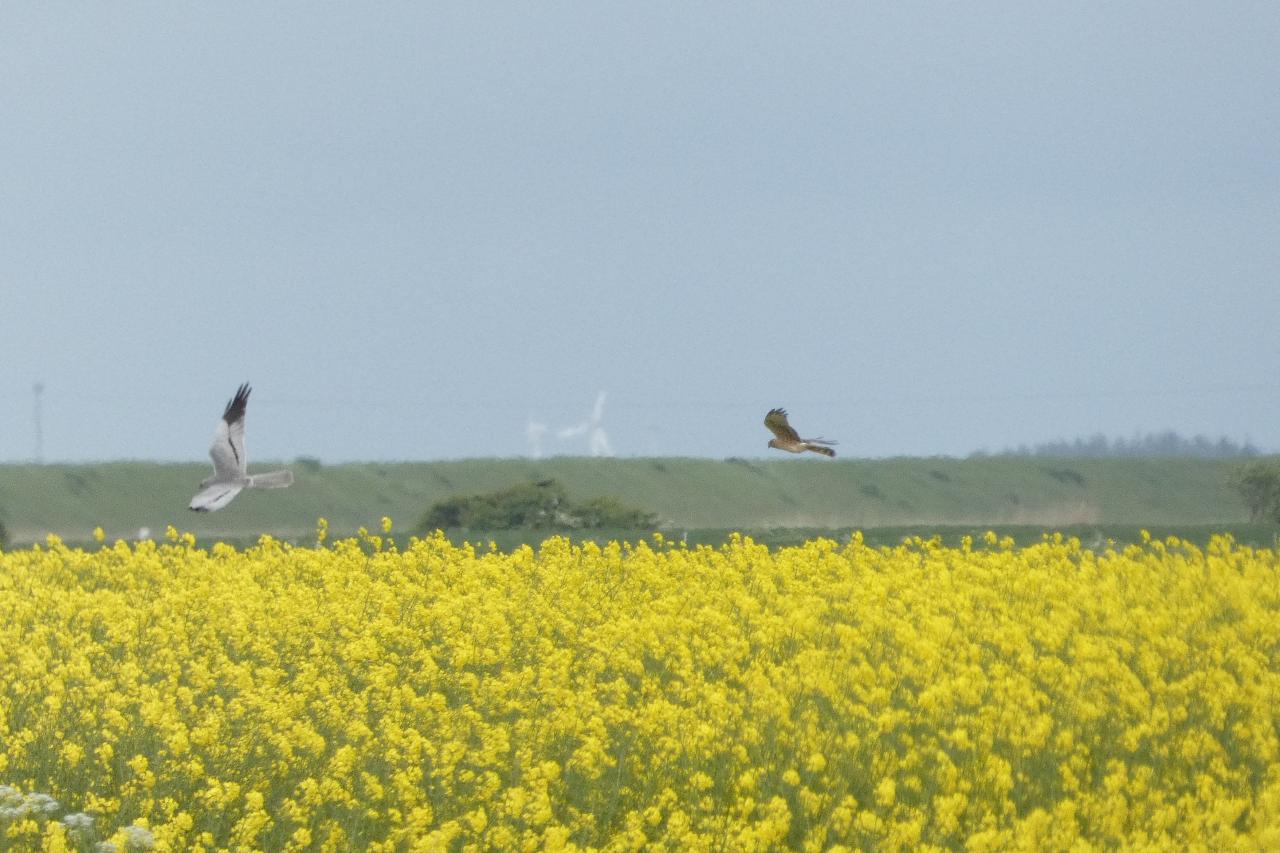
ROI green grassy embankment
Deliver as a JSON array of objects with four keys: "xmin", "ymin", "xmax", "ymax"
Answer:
[{"xmin": 0, "ymin": 456, "xmax": 1268, "ymax": 548}]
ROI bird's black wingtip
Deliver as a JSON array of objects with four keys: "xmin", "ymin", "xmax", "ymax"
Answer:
[{"xmin": 222, "ymin": 382, "xmax": 252, "ymax": 422}]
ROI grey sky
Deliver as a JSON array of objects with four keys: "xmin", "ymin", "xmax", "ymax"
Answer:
[{"xmin": 3, "ymin": 3, "xmax": 1277, "ymax": 462}]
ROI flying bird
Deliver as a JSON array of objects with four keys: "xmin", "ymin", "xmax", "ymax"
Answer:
[
  {"xmin": 764, "ymin": 408, "xmax": 837, "ymax": 458},
  {"xmin": 188, "ymin": 383, "xmax": 294, "ymax": 511}
]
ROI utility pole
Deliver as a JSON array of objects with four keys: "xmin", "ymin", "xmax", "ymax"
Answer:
[{"xmin": 33, "ymin": 381, "xmax": 44, "ymax": 463}]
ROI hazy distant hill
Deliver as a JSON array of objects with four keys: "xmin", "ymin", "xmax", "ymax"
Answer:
[{"xmin": 987, "ymin": 431, "xmax": 1261, "ymax": 459}]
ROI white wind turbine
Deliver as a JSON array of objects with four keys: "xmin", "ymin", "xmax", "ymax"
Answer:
[
  {"xmin": 558, "ymin": 392, "xmax": 613, "ymax": 457},
  {"xmin": 526, "ymin": 418, "xmax": 548, "ymax": 459}
]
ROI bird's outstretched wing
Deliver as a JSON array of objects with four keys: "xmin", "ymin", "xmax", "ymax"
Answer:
[
  {"xmin": 764, "ymin": 408, "xmax": 801, "ymax": 443},
  {"xmin": 208, "ymin": 383, "xmax": 250, "ymax": 479},
  {"xmin": 247, "ymin": 470, "xmax": 293, "ymax": 489}
]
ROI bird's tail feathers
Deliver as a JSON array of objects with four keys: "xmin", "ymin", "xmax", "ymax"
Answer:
[
  {"xmin": 805, "ymin": 443, "xmax": 837, "ymax": 458},
  {"xmin": 247, "ymin": 470, "xmax": 294, "ymax": 489},
  {"xmin": 189, "ymin": 484, "xmax": 244, "ymax": 512}
]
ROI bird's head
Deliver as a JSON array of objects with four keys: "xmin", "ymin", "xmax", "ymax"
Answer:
[{"xmin": 767, "ymin": 439, "xmax": 779, "ymax": 450}]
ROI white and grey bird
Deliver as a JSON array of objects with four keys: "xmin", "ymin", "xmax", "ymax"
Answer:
[{"xmin": 188, "ymin": 383, "xmax": 294, "ymax": 512}]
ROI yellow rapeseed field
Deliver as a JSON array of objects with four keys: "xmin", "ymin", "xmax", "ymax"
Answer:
[{"xmin": 2, "ymin": 523, "xmax": 1279, "ymax": 851}]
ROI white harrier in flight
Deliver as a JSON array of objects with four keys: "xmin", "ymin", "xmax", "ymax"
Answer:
[{"xmin": 189, "ymin": 383, "xmax": 294, "ymax": 512}]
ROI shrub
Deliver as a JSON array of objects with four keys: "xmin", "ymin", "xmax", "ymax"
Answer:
[
  {"xmin": 1229, "ymin": 460, "xmax": 1280, "ymax": 522},
  {"xmin": 418, "ymin": 479, "xmax": 656, "ymax": 532},
  {"xmin": 571, "ymin": 496, "xmax": 658, "ymax": 529},
  {"xmin": 419, "ymin": 480, "xmax": 570, "ymax": 531}
]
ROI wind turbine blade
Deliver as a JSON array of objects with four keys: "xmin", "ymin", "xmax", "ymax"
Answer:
[
  {"xmin": 558, "ymin": 422, "xmax": 590, "ymax": 439},
  {"xmin": 590, "ymin": 429, "xmax": 614, "ymax": 457}
]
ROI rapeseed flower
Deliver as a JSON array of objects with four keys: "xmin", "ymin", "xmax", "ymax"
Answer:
[{"xmin": 0, "ymin": 531, "xmax": 1278, "ymax": 848}]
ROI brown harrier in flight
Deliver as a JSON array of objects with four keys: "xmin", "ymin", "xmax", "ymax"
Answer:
[{"xmin": 764, "ymin": 408, "xmax": 837, "ymax": 457}]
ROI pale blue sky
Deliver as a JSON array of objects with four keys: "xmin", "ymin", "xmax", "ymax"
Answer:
[{"xmin": 3, "ymin": 3, "xmax": 1277, "ymax": 462}]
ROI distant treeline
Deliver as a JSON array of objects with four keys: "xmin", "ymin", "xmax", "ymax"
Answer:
[{"xmin": 979, "ymin": 431, "xmax": 1262, "ymax": 459}]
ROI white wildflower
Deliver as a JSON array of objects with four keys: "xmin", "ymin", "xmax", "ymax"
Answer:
[
  {"xmin": 28, "ymin": 791, "xmax": 61, "ymax": 815},
  {"xmin": 0, "ymin": 786, "xmax": 60, "ymax": 820},
  {"xmin": 0, "ymin": 785, "xmax": 21, "ymax": 819},
  {"xmin": 122, "ymin": 824, "xmax": 156, "ymax": 851},
  {"xmin": 63, "ymin": 811, "xmax": 95, "ymax": 834}
]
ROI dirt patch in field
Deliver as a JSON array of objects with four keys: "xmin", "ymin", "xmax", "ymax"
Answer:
[
  {"xmin": 1003, "ymin": 501, "xmax": 1101, "ymax": 526},
  {"xmin": 761, "ymin": 501, "xmax": 1103, "ymax": 530}
]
